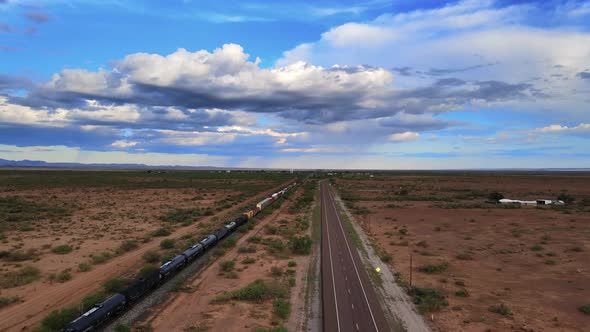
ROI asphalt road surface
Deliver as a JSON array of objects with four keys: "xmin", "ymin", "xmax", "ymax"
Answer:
[{"xmin": 320, "ymin": 181, "xmax": 389, "ymax": 332}]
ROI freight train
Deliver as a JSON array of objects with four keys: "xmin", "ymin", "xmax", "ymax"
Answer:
[{"xmin": 62, "ymin": 182, "xmax": 296, "ymax": 332}]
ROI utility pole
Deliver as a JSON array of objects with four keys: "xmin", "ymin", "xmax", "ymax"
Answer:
[{"xmin": 409, "ymin": 252, "xmax": 413, "ymax": 288}]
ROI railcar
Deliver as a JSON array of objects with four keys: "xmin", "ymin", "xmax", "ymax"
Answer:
[
  {"xmin": 199, "ymin": 234, "xmax": 217, "ymax": 248},
  {"xmin": 159, "ymin": 255, "xmax": 186, "ymax": 278},
  {"xmin": 63, "ymin": 294, "xmax": 126, "ymax": 332},
  {"xmin": 224, "ymin": 221, "xmax": 237, "ymax": 232},
  {"xmin": 182, "ymin": 243, "xmax": 204, "ymax": 261},
  {"xmin": 213, "ymin": 226, "xmax": 228, "ymax": 241},
  {"xmin": 121, "ymin": 270, "xmax": 160, "ymax": 302}
]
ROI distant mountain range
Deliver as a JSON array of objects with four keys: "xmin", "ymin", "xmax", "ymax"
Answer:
[
  {"xmin": 0, "ymin": 158, "xmax": 588, "ymax": 171},
  {"xmin": 0, "ymin": 158, "xmax": 221, "ymax": 170}
]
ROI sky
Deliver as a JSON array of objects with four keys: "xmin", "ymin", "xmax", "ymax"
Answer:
[{"xmin": 0, "ymin": 0, "xmax": 589, "ymax": 169}]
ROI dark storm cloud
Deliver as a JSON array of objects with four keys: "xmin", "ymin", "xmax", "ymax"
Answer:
[
  {"xmin": 5, "ymin": 45, "xmax": 544, "ymax": 131},
  {"xmin": 24, "ymin": 12, "xmax": 50, "ymax": 23},
  {"xmin": 391, "ymin": 67, "xmax": 414, "ymax": 76},
  {"xmin": 0, "ymin": 74, "xmax": 31, "ymax": 90},
  {"xmin": 425, "ymin": 63, "xmax": 498, "ymax": 76},
  {"xmin": 578, "ymin": 72, "xmax": 590, "ymax": 80},
  {"xmin": 0, "ymin": 125, "xmax": 118, "ymax": 150}
]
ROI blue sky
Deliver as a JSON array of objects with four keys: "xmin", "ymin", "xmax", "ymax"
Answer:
[{"xmin": 0, "ymin": 0, "xmax": 589, "ymax": 169}]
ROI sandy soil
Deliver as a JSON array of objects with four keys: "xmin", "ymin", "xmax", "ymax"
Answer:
[
  {"xmin": 334, "ymin": 173, "xmax": 590, "ymax": 332},
  {"xmin": 0, "ymin": 170, "xmax": 292, "ymax": 331},
  {"xmin": 138, "ymin": 184, "xmax": 315, "ymax": 331}
]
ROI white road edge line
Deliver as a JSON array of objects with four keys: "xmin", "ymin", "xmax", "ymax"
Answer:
[
  {"xmin": 328, "ymin": 187, "xmax": 380, "ymax": 332},
  {"xmin": 323, "ymin": 183, "xmax": 341, "ymax": 332}
]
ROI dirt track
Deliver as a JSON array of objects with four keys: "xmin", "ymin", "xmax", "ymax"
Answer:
[{"xmin": 0, "ymin": 179, "xmax": 294, "ymax": 332}]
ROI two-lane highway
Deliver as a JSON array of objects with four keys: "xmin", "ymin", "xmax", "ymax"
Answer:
[{"xmin": 320, "ymin": 181, "xmax": 389, "ymax": 332}]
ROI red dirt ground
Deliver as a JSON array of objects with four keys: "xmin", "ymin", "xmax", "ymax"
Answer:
[
  {"xmin": 334, "ymin": 173, "xmax": 590, "ymax": 332},
  {"xmin": 0, "ymin": 170, "xmax": 292, "ymax": 331}
]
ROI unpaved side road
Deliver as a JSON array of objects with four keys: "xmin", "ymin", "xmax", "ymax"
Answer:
[
  {"xmin": 331, "ymin": 185, "xmax": 431, "ymax": 332},
  {"xmin": 288, "ymin": 184, "xmax": 321, "ymax": 332}
]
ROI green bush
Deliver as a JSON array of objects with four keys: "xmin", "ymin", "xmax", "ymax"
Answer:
[
  {"xmin": 118, "ymin": 240, "xmax": 138, "ymax": 252},
  {"xmin": 52, "ymin": 245, "xmax": 73, "ymax": 255},
  {"xmin": 488, "ymin": 192, "xmax": 504, "ymax": 201},
  {"xmin": 238, "ymin": 246, "xmax": 257, "ymax": 253},
  {"xmin": 159, "ymin": 238, "xmax": 175, "ymax": 249},
  {"xmin": 211, "ymin": 279, "xmax": 288, "ymax": 304},
  {"xmin": 90, "ymin": 251, "xmax": 112, "ymax": 264},
  {"xmin": 289, "ymin": 235, "xmax": 312, "ymax": 255},
  {"xmin": 39, "ymin": 307, "xmax": 78, "ymax": 331},
  {"xmin": 271, "ymin": 266, "xmax": 283, "ymax": 277},
  {"xmin": 0, "ymin": 296, "xmax": 20, "ymax": 308},
  {"xmin": 78, "ymin": 263, "xmax": 91, "ymax": 272},
  {"xmin": 489, "ymin": 303, "xmax": 512, "ymax": 316},
  {"xmin": 579, "ymin": 304, "xmax": 590, "ymax": 315},
  {"xmin": 380, "ymin": 253, "xmax": 392, "ymax": 263},
  {"xmin": 81, "ymin": 291, "xmax": 106, "ymax": 311},
  {"xmin": 287, "ymin": 261, "xmax": 297, "ymax": 267},
  {"xmin": 418, "ymin": 262, "xmax": 449, "ymax": 274},
  {"xmin": 455, "ymin": 288, "xmax": 469, "ymax": 297},
  {"xmin": 248, "ymin": 236, "xmax": 262, "ymax": 243},
  {"xmin": 220, "ymin": 260, "xmax": 235, "ymax": 272},
  {"xmin": 142, "ymin": 250, "xmax": 161, "ymax": 263},
  {"xmin": 242, "ymin": 257, "xmax": 256, "ymax": 264},
  {"xmin": 138, "ymin": 265, "xmax": 158, "ymax": 277},
  {"xmin": 273, "ymin": 298, "xmax": 291, "ymax": 319},
  {"xmin": 409, "ymin": 286, "xmax": 448, "ymax": 313},
  {"xmin": 115, "ymin": 323, "xmax": 131, "ymax": 332},
  {"xmin": 151, "ymin": 228, "xmax": 171, "ymax": 237},
  {"xmin": 1, "ymin": 249, "xmax": 37, "ymax": 262},
  {"xmin": 456, "ymin": 252, "xmax": 473, "ymax": 260},
  {"xmin": 103, "ymin": 277, "xmax": 131, "ymax": 294},
  {"xmin": 0, "ymin": 266, "xmax": 40, "ymax": 288}
]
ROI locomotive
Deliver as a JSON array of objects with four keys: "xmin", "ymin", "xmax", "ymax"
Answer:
[{"xmin": 62, "ymin": 182, "xmax": 296, "ymax": 332}]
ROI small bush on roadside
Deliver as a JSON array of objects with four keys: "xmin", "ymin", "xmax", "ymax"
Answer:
[
  {"xmin": 579, "ymin": 304, "xmax": 590, "ymax": 315},
  {"xmin": 287, "ymin": 261, "xmax": 297, "ymax": 267},
  {"xmin": 409, "ymin": 286, "xmax": 448, "ymax": 313},
  {"xmin": 380, "ymin": 253, "xmax": 392, "ymax": 263},
  {"xmin": 289, "ymin": 235, "xmax": 312, "ymax": 255},
  {"xmin": 273, "ymin": 298, "xmax": 291, "ymax": 320},
  {"xmin": 455, "ymin": 288, "xmax": 469, "ymax": 297}
]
